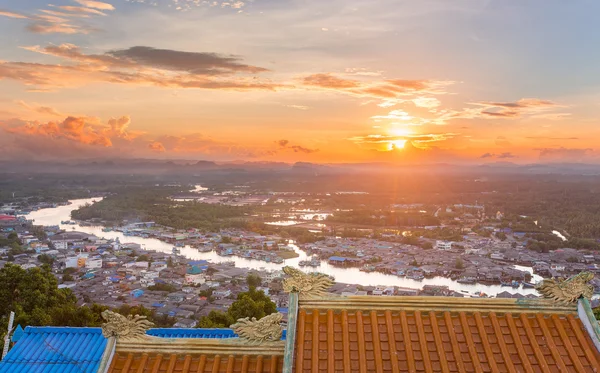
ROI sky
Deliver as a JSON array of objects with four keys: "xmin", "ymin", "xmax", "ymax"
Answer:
[{"xmin": 0, "ymin": 0, "xmax": 599, "ymax": 164}]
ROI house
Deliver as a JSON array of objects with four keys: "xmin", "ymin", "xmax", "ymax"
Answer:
[
  {"xmin": 371, "ymin": 286, "xmax": 394, "ymax": 296},
  {"xmin": 436, "ymin": 241, "xmax": 453, "ymax": 250},
  {"xmin": 139, "ymin": 278, "xmax": 155, "ymax": 287},
  {"xmin": 328, "ymin": 256, "xmax": 347, "ymax": 264},
  {"xmin": 213, "ymin": 289, "xmax": 231, "ymax": 299},
  {"xmin": 64, "ymin": 256, "xmax": 79, "ymax": 268},
  {"xmin": 130, "ymin": 289, "xmax": 144, "ymax": 298},
  {"xmin": 490, "ymin": 252, "xmax": 505, "ymax": 260},
  {"xmin": 185, "ymin": 273, "xmax": 206, "ymax": 285},
  {"xmin": 150, "ymin": 261, "xmax": 168, "ymax": 271},
  {"xmin": 173, "ymin": 319, "xmax": 198, "ymax": 328},
  {"xmin": 85, "ymin": 256, "xmax": 103, "ymax": 269}
]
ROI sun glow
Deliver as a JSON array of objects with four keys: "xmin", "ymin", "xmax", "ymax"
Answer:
[
  {"xmin": 388, "ymin": 127, "xmax": 412, "ymax": 150},
  {"xmin": 391, "ymin": 139, "xmax": 407, "ymax": 149}
]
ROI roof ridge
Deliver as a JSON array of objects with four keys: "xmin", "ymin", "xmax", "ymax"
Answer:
[
  {"xmin": 24, "ymin": 326, "xmax": 104, "ymax": 333},
  {"xmin": 299, "ymin": 295, "xmax": 578, "ymax": 313}
]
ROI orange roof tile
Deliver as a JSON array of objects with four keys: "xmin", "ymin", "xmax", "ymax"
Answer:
[
  {"xmin": 108, "ymin": 352, "xmax": 283, "ymax": 373},
  {"xmin": 294, "ymin": 297, "xmax": 600, "ymax": 373},
  {"xmin": 106, "ymin": 334, "xmax": 285, "ymax": 373}
]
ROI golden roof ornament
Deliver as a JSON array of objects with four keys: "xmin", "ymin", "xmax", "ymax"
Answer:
[
  {"xmin": 231, "ymin": 312, "xmax": 283, "ymax": 344},
  {"xmin": 101, "ymin": 310, "xmax": 155, "ymax": 341},
  {"xmin": 282, "ymin": 266, "xmax": 334, "ymax": 299},
  {"xmin": 536, "ymin": 271, "xmax": 594, "ymax": 305}
]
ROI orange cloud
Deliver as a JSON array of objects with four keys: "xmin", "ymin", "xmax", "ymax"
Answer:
[
  {"xmin": 276, "ymin": 139, "xmax": 319, "ymax": 154},
  {"xmin": 0, "ymin": 10, "xmax": 29, "ymax": 19},
  {"xmin": 0, "ymin": 44, "xmax": 277, "ymax": 91},
  {"xmin": 148, "ymin": 141, "xmax": 166, "ymax": 152},
  {"xmin": 301, "ymin": 73, "xmax": 453, "ymax": 106},
  {"xmin": 470, "ymin": 98, "xmax": 563, "ymax": 119},
  {"xmin": 73, "ymin": 0, "xmax": 115, "ymax": 10},
  {"xmin": 50, "ymin": 5, "xmax": 107, "ymax": 16},
  {"xmin": 536, "ymin": 147, "xmax": 597, "ymax": 162},
  {"xmin": 17, "ymin": 100, "xmax": 64, "ymax": 117},
  {"xmin": 5, "ymin": 116, "xmax": 112, "ymax": 146},
  {"xmin": 27, "ymin": 22, "xmax": 89, "ymax": 34},
  {"xmin": 303, "ymin": 74, "xmax": 360, "ymax": 89}
]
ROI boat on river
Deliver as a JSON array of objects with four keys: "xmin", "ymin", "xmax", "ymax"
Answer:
[{"xmin": 299, "ymin": 256, "xmax": 320, "ymax": 267}]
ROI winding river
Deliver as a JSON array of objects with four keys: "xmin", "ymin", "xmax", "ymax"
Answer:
[{"xmin": 25, "ymin": 198, "xmax": 541, "ymax": 296}]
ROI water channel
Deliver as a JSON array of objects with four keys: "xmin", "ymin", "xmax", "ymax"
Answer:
[{"xmin": 25, "ymin": 198, "xmax": 541, "ymax": 296}]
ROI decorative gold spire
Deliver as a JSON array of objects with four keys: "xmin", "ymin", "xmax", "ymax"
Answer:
[
  {"xmin": 282, "ymin": 266, "xmax": 334, "ymax": 299},
  {"xmin": 231, "ymin": 312, "xmax": 284, "ymax": 344},
  {"xmin": 536, "ymin": 271, "xmax": 594, "ymax": 305},
  {"xmin": 101, "ymin": 310, "xmax": 155, "ymax": 341}
]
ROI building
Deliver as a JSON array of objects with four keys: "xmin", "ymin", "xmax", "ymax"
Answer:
[
  {"xmin": 185, "ymin": 272, "xmax": 206, "ymax": 285},
  {"xmin": 64, "ymin": 256, "xmax": 79, "ymax": 268},
  {"xmin": 2, "ymin": 271, "xmax": 600, "ymax": 373},
  {"xmin": 85, "ymin": 256, "xmax": 103, "ymax": 269},
  {"xmin": 436, "ymin": 240, "xmax": 453, "ymax": 250}
]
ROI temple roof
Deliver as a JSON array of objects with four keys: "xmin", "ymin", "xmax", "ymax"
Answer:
[
  {"xmin": 2, "ymin": 270, "xmax": 600, "ymax": 373},
  {"xmin": 146, "ymin": 328, "xmax": 237, "ymax": 339},
  {"xmin": 0, "ymin": 327, "xmax": 108, "ymax": 373},
  {"xmin": 294, "ymin": 296, "xmax": 600, "ymax": 373},
  {"xmin": 109, "ymin": 351, "xmax": 282, "ymax": 373},
  {"xmin": 107, "ymin": 335, "xmax": 285, "ymax": 373}
]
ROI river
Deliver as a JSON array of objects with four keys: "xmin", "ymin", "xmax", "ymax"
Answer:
[{"xmin": 25, "ymin": 198, "xmax": 541, "ymax": 296}]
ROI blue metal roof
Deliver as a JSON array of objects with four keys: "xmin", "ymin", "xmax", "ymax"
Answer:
[
  {"xmin": 147, "ymin": 328, "xmax": 237, "ymax": 338},
  {"xmin": 0, "ymin": 326, "xmax": 107, "ymax": 373},
  {"xmin": 10, "ymin": 325, "xmax": 24, "ymax": 343},
  {"xmin": 147, "ymin": 328, "xmax": 287, "ymax": 340}
]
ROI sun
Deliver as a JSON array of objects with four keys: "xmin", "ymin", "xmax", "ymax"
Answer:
[
  {"xmin": 391, "ymin": 139, "xmax": 407, "ymax": 149},
  {"xmin": 388, "ymin": 127, "xmax": 412, "ymax": 150}
]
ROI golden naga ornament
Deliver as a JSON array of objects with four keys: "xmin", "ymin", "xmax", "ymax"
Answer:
[
  {"xmin": 231, "ymin": 312, "xmax": 284, "ymax": 344},
  {"xmin": 101, "ymin": 310, "xmax": 155, "ymax": 341},
  {"xmin": 282, "ymin": 266, "xmax": 334, "ymax": 299},
  {"xmin": 536, "ymin": 271, "xmax": 594, "ymax": 304}
]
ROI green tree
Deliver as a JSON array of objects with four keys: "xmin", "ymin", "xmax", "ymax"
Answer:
[
  {"xmin": 63, "ymin": 267, "xmax": 78, "ymax": 275},
  {"xmin": 455, "ymin": 258, "xmax": 465, "ymax": 269},
  {"xmin": 197, "ymin": 311, "xmax": 234, "ymax": 328},
  {"xmin": 38, "ymin": 254, "xmax": 54, "ymax": 266},
  {"xmin": 228, "ymin": 288, "xmax": 276, "ymax": 321},
  {"xmin": 137, "ymin": 254, "xmax": 150, "ymax": 262},
  {"xmin": 147, "ymin": 283, "xmax": 177, "ymax": 292},
  {"xmin": 246, "ymin": 273, "xmax": 262, "ymax": 288},
  {"xmin": 197, "ymin": 288, "xmax": 276, "ymax": 328}
]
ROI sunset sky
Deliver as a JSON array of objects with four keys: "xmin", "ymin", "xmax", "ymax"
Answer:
[{"xmin": 1, "ymin": 0, "xmax": 599, "ymax": 163}]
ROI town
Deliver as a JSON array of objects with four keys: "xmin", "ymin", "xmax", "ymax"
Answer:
[{"xmin": 2, "ymin": 190, "xmax": 600, "ymax": 327}]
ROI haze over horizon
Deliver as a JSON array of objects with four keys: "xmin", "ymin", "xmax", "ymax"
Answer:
[{"xmin": 1, "ymin": 0, "xmax": 599, "ymax": 164}]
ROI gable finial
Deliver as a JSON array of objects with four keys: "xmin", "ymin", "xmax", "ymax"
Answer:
[
  {"xmin": 282, "ymin": 266, "xmax": 334, "ymax": 299},
  {"xmin": 101, "ymin": 310, "xmax": 154, "ymax": 341},
  {"xmin": 536, "ymin": 271, "xmax": 594, "ymax": 304},
  {"xmin": 231, "ymin": 312, "xmax": 284, "ymax": 344}
]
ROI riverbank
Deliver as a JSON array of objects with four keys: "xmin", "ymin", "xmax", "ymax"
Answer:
[{"xmin": 24, "ymin": 198, "xmax": 542, "ymax": 296}]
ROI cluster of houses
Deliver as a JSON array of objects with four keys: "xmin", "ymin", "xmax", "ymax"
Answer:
[
  {"xmin": 4, "ymin": 210, "xmax": 600, "ymax": 327},
  {"xmin": 301, "ymin": 231, "xmax": 600, "ymax": 286}
]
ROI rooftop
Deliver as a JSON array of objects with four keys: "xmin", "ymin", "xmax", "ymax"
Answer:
[
  {"xmin": 294, "ymin": 296, "xmax": 600, "ymax": 373},
  {"xmin": 0, "ymin": 326, "xmax": 108, "ymax": 373},
  {"xmin": 2, "ymin": 270, "xmax": 600, "ymax": 373}
]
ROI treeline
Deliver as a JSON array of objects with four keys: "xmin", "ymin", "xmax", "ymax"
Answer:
[
  {"xmin": 72, "ymin": 188, "xmax": 251, "ymax": 231},
  {"xmin": 480, "ymin": 178, "xmax": 600, "ymax": 240},
  {"xmin": 327, "ymin": 210, "xmax": 440, "ymax": 227}
]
